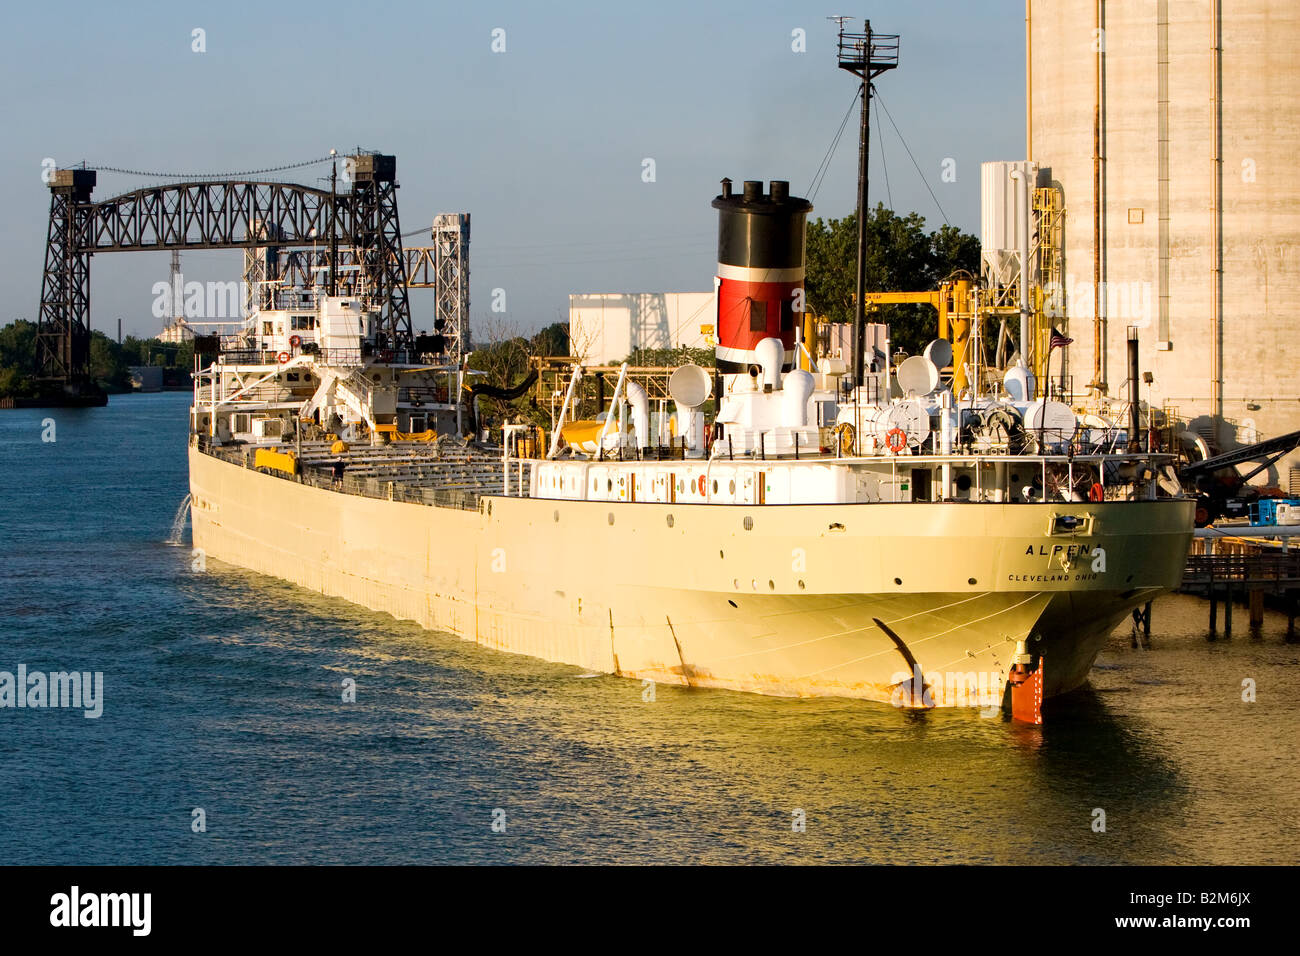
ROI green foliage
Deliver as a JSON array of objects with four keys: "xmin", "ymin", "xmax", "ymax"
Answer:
[
  {"xmin": 804, "ymin": 204, "xmax": 980, "ymax": 356},
  {"xmin": 89, "ymin": 332, "xmax": 131, "ymax": 389},
  {"xmin": 0, "ymin": 319, "xmax": 196, "ymax": 396},
  {"xmin": 0, "ymin": 319, "xmax": 39, "ymax": 379},
  {"xmin": 530, "ymin": 322, "xmax": 569, "ymax": 358},
  {"xmin": 0, "ymin": 366, "xmax": 35, "ymax": 399}
]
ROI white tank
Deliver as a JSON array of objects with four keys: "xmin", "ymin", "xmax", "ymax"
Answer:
[
  {"xmin": 981, "ymin": 160, "xmax": 1039, "ymax": 289},
  {"xmin": 1023, "ymin": 399, "xmax": 1078, "ymax": 447}
]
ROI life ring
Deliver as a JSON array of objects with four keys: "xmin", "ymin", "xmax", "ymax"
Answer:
[
  {"xmin": 697, "ymin": 474, "xmax": 706, "ymax": 496},
  {"xmin": 276, "ymin": 351, "xmax": 291, "ymax": 365},
  {"xmin": 1088, "ymin": 482, "xmax": 1105, "ymax": 502},
  {"xmin": 885, "ymin": 427, "xmax": 907, "ymax": 454},
  {"xmin": 289, "ymin": 334, "xmax": 302, "ymax": 348}
]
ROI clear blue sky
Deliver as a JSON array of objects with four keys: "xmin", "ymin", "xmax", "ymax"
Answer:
[{"xmin": 0, "ymin": 0, "xmax": 1024, "ymax": 339}]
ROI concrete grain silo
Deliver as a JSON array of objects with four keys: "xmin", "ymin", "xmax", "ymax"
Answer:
[{"xmin": 1028, "ymin": 0, "xmax": 1300, "ymax": 483}]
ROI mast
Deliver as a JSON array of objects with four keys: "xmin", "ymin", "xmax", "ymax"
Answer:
[
  {"xmin": 836, "ymin": 20, "xmax": 898, "ymax": 388},
  {"xmin": 328, "ymin": 155, "xmax": 339, "ymax": 297}
]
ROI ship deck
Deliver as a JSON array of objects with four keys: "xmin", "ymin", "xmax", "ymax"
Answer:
[{"xmin": 203, "ymin": 436, "xmax": 507, "ymax": 510}]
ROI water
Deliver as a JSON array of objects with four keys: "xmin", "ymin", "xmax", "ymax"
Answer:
[{"xmin": 1, "ymin": 393, "xmax": 1298, "ymax": 864}]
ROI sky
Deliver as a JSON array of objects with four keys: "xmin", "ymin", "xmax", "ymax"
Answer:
[{"xmin": 0, "ymin": 0, "xmax": 1025, "ymax": 340}]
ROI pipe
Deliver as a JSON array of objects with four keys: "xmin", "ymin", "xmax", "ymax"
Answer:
[
  {"xmin": 783, "ymin": 369, "xmax": 815, "ymax": 426},
  {"xmin": 754, "ymin": 336, "xmax": 784, "ymax": 390},
  {"xmin": 951, "ymin": 279, "xmax": 971, "ymax": 394},
  {"xmin": 546, "ymin": 364, "xmax": 583, "ymax": 458},
  {"xmin": 676, "ymin": 402, "xmax": 705, "ymax": 458},
  {"xmin": 598, "ymin": 363, "xmax": 629, "ymax": 450},
  {"xmin": 1092, "ymin": 0, "xmax": 1103, "ymax": 394},
  {"xmin": 626, "ymin": 381, "xmax": 650, "ymax": 450},
  {"xmin": 1210, "ymin": 0, "xmax": 1223, "ymax": 430},
  {"xmin": 1009, "ymin": 167, "xmax": 1035, "ymax": 401},
  {"xmin": 1128, "ymin": 326, "xmax": 1140, "ymax": 450},
  {"xmin": 1025, "ymin": 0, "xmax": 1033, "ymax": 162}
]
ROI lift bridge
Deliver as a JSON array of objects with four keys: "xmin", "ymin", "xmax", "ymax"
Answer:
[{"xmin": 33, "ymin": 152, "xmax": 469, "ymax": 403}]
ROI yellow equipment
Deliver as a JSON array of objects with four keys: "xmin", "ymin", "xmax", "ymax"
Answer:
[{"xmin": 253, "ymin": 447, "xmax": 299, "ymax": 476}]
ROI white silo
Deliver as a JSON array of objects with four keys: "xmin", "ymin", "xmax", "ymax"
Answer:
[{"xmin": 1028, "ymin": 0, "xmax": 1300, "ymax": 479}]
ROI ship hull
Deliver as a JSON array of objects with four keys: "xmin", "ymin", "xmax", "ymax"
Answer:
[{"xmin": 188, "ymin": 447, "xmax": 1194, "ymax": 708}]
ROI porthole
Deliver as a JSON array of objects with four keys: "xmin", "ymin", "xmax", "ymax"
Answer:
[
  {"xmin": 894, "ymin": 577, "xmax": 902, "ymax": 585},
  {"xmin": 553, "ymin": 510, "xmax": 560, "ymax": 522},
  {"xmin": 608, "ymin": 513, "xmax": 615, "ymax": 525},
  {"xmin": 712, "ymin": 479, "xmax": 719, "ymax": 493},
  {"xmin": 968, "ymin": 577, "xmax": 977, "ymax": 585},
  {"xmin": 743, "ymin": 516, "xmax": 754, "ymax": 530},
  {"xmin": 728, "ymin": 600, "xmax": 738, "ymax": 608},
  {"xmin": 607, "ymin": 479, "xmax": 613, "ymax": 491},
  {"xmin": 666, "ymin": 514, "xmax": 675, "ymax": 528},
  {"xmin": 797, "ymin": 580, "xmax": 806, "ymax": 590},
  {"xmin": 719, "ymin": 550, "xmax": 725, "ymax": 559},
  {"xmin": 751, "ymin": 579, "xmax": 758, "ymax": 590},
  {"xmin": 729, "ymin": 480, "xmax": 736, "ymax": 494},
  {"xmin": 768, "ymin": 580, "xmax": 775, "ymax": 590}
]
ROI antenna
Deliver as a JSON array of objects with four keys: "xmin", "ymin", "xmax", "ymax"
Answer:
[
  {"xmin": 328, "ymin": 149, "xmax": 338, "ymax": 298},
  {"xmin": 835, "ymin": 19, "xmax": 900, "ymax": 391}
]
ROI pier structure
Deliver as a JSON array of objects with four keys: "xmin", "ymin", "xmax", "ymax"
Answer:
[{"xmin": 1180, "ymin": 529, "xmax": 1300, "ymax": 639}]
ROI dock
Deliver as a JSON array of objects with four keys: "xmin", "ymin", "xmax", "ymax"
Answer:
[{"xmin": 1179, "ymin": 529, "xmax": 1300, "ymax": 639}]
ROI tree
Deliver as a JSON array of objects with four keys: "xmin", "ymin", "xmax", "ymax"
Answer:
[
  {"xmin": 89, "ymin": 332, "xmax": 130, "ymax": 388},
  {"xmin": 804, "ymin": 204, "xmax": 980, "ymax": 357},
  {"xmin": 0, "ymin": 319, "xmax": 195, "ymax": 396},
  {"xmin": 530, "ymin": 322, "xmax": 569, "ymax": 358},
  {"xmin": 465, "ymin": 316, "xmax": 543, "ymax": 430},
  {"xmin": 0, "ymin": 320, "xmax": 39, "ymax": 378}
]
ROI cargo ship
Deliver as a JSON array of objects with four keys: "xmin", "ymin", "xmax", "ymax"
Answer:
[{"xmin": 187, "ymin": 176, "xmax": 1194, "ymax": 721}]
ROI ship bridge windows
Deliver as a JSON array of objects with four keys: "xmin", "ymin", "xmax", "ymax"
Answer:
[{"xmin": 290, "ymin": 314, "xmax": 317, "ymax": 331}]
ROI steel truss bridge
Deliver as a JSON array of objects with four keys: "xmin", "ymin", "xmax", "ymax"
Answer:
[{"xmin": 34, "ymin": 153, "xmax": 470, "ymax": 394}]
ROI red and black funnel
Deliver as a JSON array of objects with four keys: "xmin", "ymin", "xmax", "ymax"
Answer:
[{"xmin": 711, "ymin": 179, "xmax": 812, "ymax": 374}]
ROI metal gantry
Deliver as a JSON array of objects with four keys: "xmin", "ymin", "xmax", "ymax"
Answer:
[
  {"xmin": 35, "ymin": 153, "xmax": 414, "ymax": 385},
  {"xmin": 35, "ymin": 170, "xmax": 96, "ymax": 386},
  {"xmin": 432, "ymin": 213, "xmax": 471, "ymax": 365}
]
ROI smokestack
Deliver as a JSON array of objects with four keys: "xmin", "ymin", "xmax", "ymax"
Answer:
[
  {"xmin": 711, "ymin": 179, "xmax": 812, "ymax": 374},
  {"xmin": 1128, "ymin": 326, "xmax": 1141, "ymax": 450}
]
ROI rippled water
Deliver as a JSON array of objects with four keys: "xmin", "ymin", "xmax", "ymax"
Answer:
[{"xmin": 1, "ymin": 393, "xmax": 1297, "ymax": 864}]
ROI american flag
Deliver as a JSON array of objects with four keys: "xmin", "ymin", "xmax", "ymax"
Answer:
[{"xmin": 1049, "ymin": 328, "xmax": 1074, "ymax": 350}]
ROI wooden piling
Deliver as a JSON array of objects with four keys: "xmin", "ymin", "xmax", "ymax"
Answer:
[{"xmin": 1249, "ymin": 589, "xmax": 1265, "ymax": 630}]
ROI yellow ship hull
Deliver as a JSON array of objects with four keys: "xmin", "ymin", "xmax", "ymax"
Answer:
[{"xmin": 188, "ymin": 447, "xmax": 1194, "ymax": 707}]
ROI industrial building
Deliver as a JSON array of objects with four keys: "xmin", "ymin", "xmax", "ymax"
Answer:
[
  {"xmin": 1028, "ymin": 0, "xmax": 1300, "ymax": 484},
  {"xmin": 568, "ymin": 292, "xmax": 714, "ymax": 364}
]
